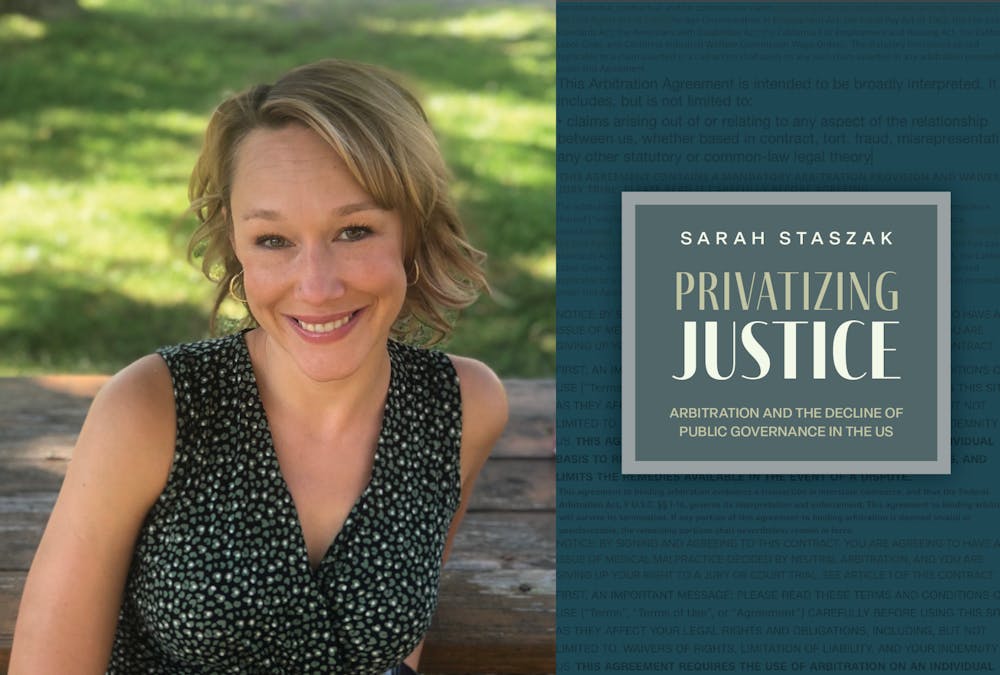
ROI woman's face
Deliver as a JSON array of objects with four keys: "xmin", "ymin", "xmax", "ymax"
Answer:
[{"xmin": 229, "ymin": 124, "xmax": 407, "ymax": 383}]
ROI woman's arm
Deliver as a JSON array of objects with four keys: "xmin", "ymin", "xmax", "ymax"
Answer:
[
  {"xmin": 443, "ymin": 355, "xmax": 509, "ymax": 559},
  {"xmin": 9, "ymin": 354, "xmax": 176, "ymax": 673},
  {"xmin": 403, "ymin": 356, "xmax": 509, "ymax": 670}
]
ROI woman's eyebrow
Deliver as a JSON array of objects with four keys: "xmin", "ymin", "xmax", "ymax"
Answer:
[
  {"xmin": 241, "ymin": 208, "xmax": 282, "ymax": 222},
  {"xmin": 336, "ymin": 201, "xmax": 385, "ymax": 216},
  {"xmin": 241, "ymin": 201, "xmax": 385, "ymax": 222}
]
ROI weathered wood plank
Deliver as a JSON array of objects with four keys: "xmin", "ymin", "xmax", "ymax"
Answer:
[
  {"xmin": 0, "ymin": 510, "xmax": 556, "ymax": 672},
  {"xmin": 0, "ymin": 457, "xmax": 558, "ymax": 508},
  {"xmin": 0, "ymin": 378, "xmax": 93, "ymax": 468},
  {"xmin": 447, "ymin": 512, "xmax": 555, "ymax": 570},
  {"xmin": 0, "ymin": 565, "xmax": 555, "ymax": 675},
  {"xmin": 429, "ymin": 513, "xmax": 556, "ymax": 673},
  {"xmin": 469, "ymin": 458, "xmax": 555, "ymax": 512},
  {"xmin": 0, "ymin": 459, "xmax": 556, "ymax": 571},
  {"xmin": 423, "ymin": 567, "xmax": 556, "ymax": 674},
  {"xmin": 0, "ymin": 376, "xmax": 104, "ymax": 454},
  {"xmin": 496, "ymin": 379, "xmax": 555, "ymax": 459},
  {"xmin": 0, "ymin": 572, "xmax": 23, "ymax": 672},
  {"xmin": 0, "ymin": 574, "xmax": 22, "ymax": 637},
  {"xmin": 0, "ymin": 495, "xmax": 53, "ymax": 571},
  {"xmin": 0, "ymin": 461, "xmax": 63, "ymax": 495},
  {"xmin": 0, "ymin": 455, "xmax": 556, "ymax": 508},
  {"xmin": 0, "ymin": 377, "xmax": 555, "ymax": 460},
  {"xmin": 0, "ymin": 499, "xmax": 555, "ymax": 571}
]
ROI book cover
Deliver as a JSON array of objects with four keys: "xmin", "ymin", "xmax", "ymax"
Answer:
[
  {"xmin": 558, "ymin": 2, "xmax": 1000, "ymax": 669},
  {"xmin": 622, "ymin": 191, "xmax": 949, "ymax": 474}
]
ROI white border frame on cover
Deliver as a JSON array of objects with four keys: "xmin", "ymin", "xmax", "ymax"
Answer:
[{"xmin": 621, "ymin": 191, "xmax": 951, "ymax": 475}]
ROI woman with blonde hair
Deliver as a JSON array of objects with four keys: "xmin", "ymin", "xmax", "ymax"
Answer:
[{"xmin": 11, "ymin": 59, "xmax": 507, "ymax": 674}]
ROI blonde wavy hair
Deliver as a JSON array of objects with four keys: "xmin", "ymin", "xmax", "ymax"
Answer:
[{"xmin": 187, "ymin": 59, "xmax": 487, "ymax": 344}]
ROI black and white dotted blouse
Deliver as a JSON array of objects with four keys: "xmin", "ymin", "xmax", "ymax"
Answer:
[{"xmin": 107, "ymin": 331, "xmax": 463, "ymax": 674}]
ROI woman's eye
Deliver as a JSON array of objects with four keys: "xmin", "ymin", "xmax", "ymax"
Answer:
[
  {"xmin": 338, "ymin": 225, "xmax": 373, "ymax": 242},
  {"xmin": 255, "ymin": 235, "xmax": 289, "ymax": 249}
]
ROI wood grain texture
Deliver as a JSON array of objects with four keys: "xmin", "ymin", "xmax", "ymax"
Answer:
[
  {"xmin": 423, "ymin": 568, "xmax": 556, "ymax": 674},
  {"xmin": 0, "ymin": 376, "xmax": 555, "ymax": 674}
]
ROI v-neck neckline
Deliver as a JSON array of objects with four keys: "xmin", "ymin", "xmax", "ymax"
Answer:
[{"xmin": 236, "ymin": 330, "xmax": 396, "ymax": 576}]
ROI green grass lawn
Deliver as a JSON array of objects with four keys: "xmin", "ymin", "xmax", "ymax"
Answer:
[{"xmin": 0, "ymin": 0, "xmax": 554, "ymax": 377}]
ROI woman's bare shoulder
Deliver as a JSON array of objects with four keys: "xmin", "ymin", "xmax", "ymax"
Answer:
[
  {"xmin": 76, "ymin": 353, "xmax": 177, "ymax": 499},
  {"xmin": 447, "ymin": 355, "xmax": 508, "ymax": 470},
  {"xmin": 98, "ymin": 352, "xmax": 174, "ymax": 408},
  {"xmin": 51, "ymin": 351, "xmax": 177, "ymax": 549},
  {"xmin": 93, "ymin": 353, "xmax": 174, "ymax": 433}
]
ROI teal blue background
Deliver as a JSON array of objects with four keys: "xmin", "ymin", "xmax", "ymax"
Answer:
[{"xmin": 558, "ymin": 2, "xmax": 1000, "ymax": 670}]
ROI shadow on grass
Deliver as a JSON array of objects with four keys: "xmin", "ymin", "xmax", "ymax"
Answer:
[
  {"xmin": 2, "ymin": 3, "xmax": 553, "ymax": 179},
  {"xmin": 0, "ymin": 268, "xmax": 208, "ymax": 373}
]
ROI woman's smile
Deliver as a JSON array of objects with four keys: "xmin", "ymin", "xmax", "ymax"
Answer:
[{"xmin": 287, "ymin": 308, "xmax": 364, "ymax": 341}]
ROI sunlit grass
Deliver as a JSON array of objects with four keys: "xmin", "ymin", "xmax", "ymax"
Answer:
[
  {"xmin": 513, "ymin": 250, "xmax": 557, "ymax": 282},
  {"xmin": 360, "ymin": 7, "xmax": 558, "ymax": 85},
  {"xmin": 0, "ymin": 14, "xmax": 47, "ymax": 41},
  {"xmin": 0, "ymin": 0, "xmax": 554, "ymax": 377},
  {"xmin": 362, "ymin": 7, "xmax": 554, "ymax": 41},
  {"xmin": 0, "ymin": 181, "xmax": 201, "ymax": 297},
  {"xmin": 4, "ymin": 108, "xmax": 202, "ymax": 182}
]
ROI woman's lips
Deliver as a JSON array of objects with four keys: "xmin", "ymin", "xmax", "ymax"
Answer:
[
  {"xmin": 295, "ymin": 313, "xmax": 354, "ymax": 334},
  {"xmin": 287, "ymin": 308, "xmax": 364, "ymax": 339}
]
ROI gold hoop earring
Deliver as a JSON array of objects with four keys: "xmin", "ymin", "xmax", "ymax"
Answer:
[
  {"xmin": 407, "ymin": 259, "xmax": 421, "ymax": 287},
  {"xmin": 228, "ymin": 270, "xmax": 247, "ymax": 303}
]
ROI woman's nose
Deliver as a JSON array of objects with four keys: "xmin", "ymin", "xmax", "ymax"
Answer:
[{"xmin": 294, "ymin": 245, "xmax": 346, "ymax": 303}]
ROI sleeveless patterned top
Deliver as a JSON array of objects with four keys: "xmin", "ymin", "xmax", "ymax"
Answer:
[{"xmin": 107, "ymin": 331, "xmax": 463, "ymax": 674}]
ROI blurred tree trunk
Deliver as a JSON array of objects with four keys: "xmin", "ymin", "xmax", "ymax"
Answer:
[{"xmin": 0, "ymin": 0, "xmax": 82, "ymax": 18}]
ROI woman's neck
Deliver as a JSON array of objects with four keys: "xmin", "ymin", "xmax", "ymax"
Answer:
[{"xmin": 244, "ymin": 328, "xmax": 392, "ymax": 439}]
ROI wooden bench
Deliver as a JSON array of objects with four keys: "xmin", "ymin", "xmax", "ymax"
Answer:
[{"xmin": 0, "ymin": 376, "xmax": 555, "ymax": 674}]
